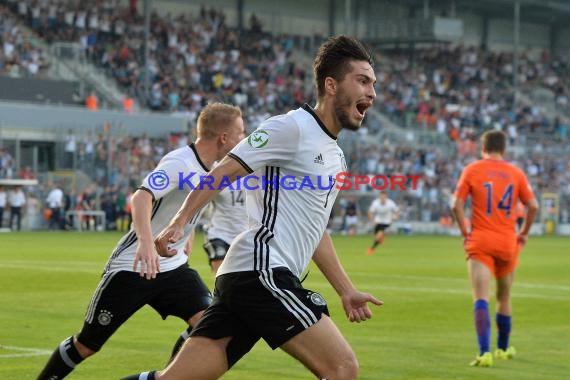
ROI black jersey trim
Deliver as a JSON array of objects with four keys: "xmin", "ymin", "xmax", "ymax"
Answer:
[
  {"xmin": 302, "ymin": 103, "xmax": 337, "ymax": 141},
  {"xmin": 189, "ymin": 143, "xmax": 210, "ymax": 172},
  {"xmin": 227, "ymin": 153, "xmax": 254, "ymax": 174},
  {"xmin": 137, "ymin": 186, "xmax": 156, "ymax": 202},
  {"xmin": 253, "ymin": 166, "xmax": 278, "ymax": 270}
]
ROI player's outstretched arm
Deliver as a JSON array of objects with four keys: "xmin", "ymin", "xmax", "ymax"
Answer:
[
  {"xmin": 154, "ymin": 155, "xmax": 249, "ymax": 256},
  {"xmin": 131, "ymin": 189, "xmax": 161, "ymax": 279},
  {"xmin": 312, "ymin": 232, "xmax": 383, "ymax": 322}
]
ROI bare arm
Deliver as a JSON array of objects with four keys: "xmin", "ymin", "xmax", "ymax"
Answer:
[
  {"xmin": 450, "ymin": 196, "xmax": 469, "ymax": 238},
  {"xmin": 184, "ymin": 229, "xmax": 196, "ymax": 256},
  {"xmin": 312, "ymin": 232, "xmax": 383, "ymax": 322},
  {"xmin": 131, "ymin": 189, "xmax": 160, "ymax": 279},
  {"xmin": 518, "ymin": 198, "xmax": 539, "ymax": 245},
  {"xmin": 155, "ymin": 155, "xmax": 249, "ymax": 256}
]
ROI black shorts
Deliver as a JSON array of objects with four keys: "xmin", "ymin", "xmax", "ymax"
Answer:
[
  {"xmin": 190, "ymin": 267, "xmax": 329, "ymax": 365},
  {"xmin": 203, "ymin": 238, "xmax": 230, "ymax": 265},
  {"xmin": 77, "ymin": 264, "xmax": 212, "ymax": 352},
  {"xmin": 374, "ymin": 223, "xmax": 390, "ymax": 233}
]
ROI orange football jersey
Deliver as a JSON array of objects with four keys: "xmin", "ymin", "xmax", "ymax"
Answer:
[{"xmin": 455, "ymin": 159, "xmax": 534, "ymax": 253}]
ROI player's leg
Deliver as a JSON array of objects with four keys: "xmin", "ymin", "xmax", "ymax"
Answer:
[
  {"xmin": 247, "ymin": 269, "xmax": 357, "ymax": 378},
  {"xmin": 168, "ymin": 310, "xmax": 205, "ymax": 364},
  {"xmin": 467, "ymin": 257, "xmax": 493, "ymax": 366},
  {"xmin": 121, "ymin": 336, "xmax": 231, "ymax": 380},
  {"xmin": 378, "ymin": 230, "xmax": 385, "ymax": 245},
  {"xmin": 37, "ymin": 271, "xmax": 147, "ymax": 379},
  {"xmin": 281, "ymin": 315, "xmax": 358, "ymax": 379},
  {"xmin": 203, "ymin": 238, "xmax": 230, "ymax": 274},
  {"xmin": 148, "ymin": 264, "xmax": 213, "ymax": 362},
  {"xmin": 495, "ymin": 271, "xmax": 515, "ymax": 359},
  {"xmin": 123, "ymin": 294, "xmax": 258, "ymax": 380},
  {"xmin": 367, "ymin": 225, "xmax": 382, "ymax": 255}
]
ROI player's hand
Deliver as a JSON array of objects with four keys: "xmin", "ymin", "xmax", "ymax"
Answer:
[
  {"xmin": 133, "ymin": 240, "xmax": 160, "ymax": 279},
  {"xmin": 463, "ymin": 233, "xmax": 471, "ymax": 248},
  {"xmin": 154, "ymin": 223, "xmax": 183, "ymax": 257},
  {"xmin": 183, "ymin": 238, "xmax": 192, "ymax": 257},
  {"xmin": 517, "ymin": 233, "xmax": 528, "ymax": 248},
  {"xmin": 341, "ymin": 291, "xmax": 383, "ymax": 323}
]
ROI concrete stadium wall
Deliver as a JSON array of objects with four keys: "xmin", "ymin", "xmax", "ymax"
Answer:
[{"xmin": 0, "ymin": 101, "xmax": 187, "ymax": 141}]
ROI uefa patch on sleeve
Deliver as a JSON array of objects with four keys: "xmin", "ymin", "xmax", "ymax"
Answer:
[{"xmin": 247, "ymin": 130, "xmax": 269, "ymax": 148}]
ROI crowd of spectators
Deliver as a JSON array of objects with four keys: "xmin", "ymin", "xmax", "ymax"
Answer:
[
  {"xmin": 1, "ymin": 1, "xmax": 570, "ymax": 228},
  {"xmin": 0, "ymin": 2, "xmax": 49, "ymax": 78},
  {"xmin": 346, "ymin": 140, "xmax": 570, "ymax": 224},
  {"xmin": 375, "ymin": 45, "xmax": 569, "ymax": 145},
  {"xmin": 2, "ymin": 0, "xmax": 310, "ymax": 130}
]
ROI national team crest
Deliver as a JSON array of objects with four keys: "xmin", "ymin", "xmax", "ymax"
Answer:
[
  {"xmin": 309, "ymin": 292, "xmax": 327, "ymax": 306},
  {"xmin": 248, "ymin": 130, "xmax": 269, "ymax": 148},
  {"xmin": 97, "ymin": 309, "xmax": 114, "ymax": 325}
]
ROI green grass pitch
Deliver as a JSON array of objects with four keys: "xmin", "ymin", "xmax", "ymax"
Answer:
[{"xmin": 1, "ymin": 232, "xmax": 569, "ymax": 379}]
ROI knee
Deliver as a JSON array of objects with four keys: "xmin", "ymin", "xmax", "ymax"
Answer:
[
  {"xmin": 323, "ymin": 354, "xmax": 359, "ymax": 380},
  {"xmin": 73, "ymin": 337, "xmax": 96, "ymax": 359},
  {"xmin": 496, "ymin": 288, "xmax": 511, "ymax": 303}
]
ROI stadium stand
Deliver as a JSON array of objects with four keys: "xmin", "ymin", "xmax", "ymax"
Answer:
[{"xmin": 0, "ymin": 0, "xmax": 569, "ymax": 233}]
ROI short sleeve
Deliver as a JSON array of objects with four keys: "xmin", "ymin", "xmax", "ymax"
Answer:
[
  {"xmin": 228, "ymin": 115, "xmax": 300, "ymax": 173},
  {"xmin": 454, "ymin": 166, "xmax": 472, "ymax": 201},
  {"xmin": 140, "ymin": 156, "xmax": 190, "ymax": 201}
]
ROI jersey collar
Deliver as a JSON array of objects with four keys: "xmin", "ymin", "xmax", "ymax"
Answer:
[
  {"xmin": 302, "ymin": 103, "xmax": 337, "ymax": 141},
  {"xmin": 189, "ymin": 143, "xmax": 210, "ymax": 172}
]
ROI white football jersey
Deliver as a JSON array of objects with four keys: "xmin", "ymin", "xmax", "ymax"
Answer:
[
  {"xmin": 104, "ymin": 144, "xmax": 208, "ymax": 273},
  {"xmin": 217, "ymin": 104, "xmax": 345, "ymax": 278},
  {"xmin": 369, "ymin": 198, "xmax": 399, "ymax": 224},
  {"xmin": 206, "ymin": 187, "xmax": 247, "ymax": 245}
]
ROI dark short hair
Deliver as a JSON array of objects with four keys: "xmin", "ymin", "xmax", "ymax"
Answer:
[
  {"xmin": 313, "ymin": 35, "xmax": 373, "ymax": 99},
  {"xmin": 480, "ymin": 130, "xmax": 507, "ymax": 154}
]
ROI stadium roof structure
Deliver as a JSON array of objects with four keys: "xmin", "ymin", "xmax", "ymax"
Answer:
[{"xmin": 400, "ymin": 0, "xmax": 570, "ymax": 26}]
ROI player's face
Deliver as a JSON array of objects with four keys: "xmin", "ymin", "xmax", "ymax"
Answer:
[{"xmin": 333, "ymin": 60, "xmax": 376, "ymax": 131}]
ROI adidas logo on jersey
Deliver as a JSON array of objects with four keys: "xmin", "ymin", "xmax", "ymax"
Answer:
[{"xmin": 314, "ymin": 153, "xmax": 325, "ymax": 165}]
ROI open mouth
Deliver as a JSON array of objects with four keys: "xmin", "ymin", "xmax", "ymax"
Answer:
[{"xmin": 356, "ymin": 101, "xmax": 371, "ymax": 117}]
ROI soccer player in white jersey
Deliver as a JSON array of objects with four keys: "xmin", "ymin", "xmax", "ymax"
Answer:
[
  {"xmin": 367, "ymin": 192, "xmax": 400, "ymax": 255},
  {"xmin": 123, "ymin": 35, "xmax": 383, "ymax": 380},
  {"xmin": 37, "ymin": 103, "xmax": 245, "ymax": 380},
  {"xmin": 203, "ymin": 186, "xmax": 247, "ymax": 274}
]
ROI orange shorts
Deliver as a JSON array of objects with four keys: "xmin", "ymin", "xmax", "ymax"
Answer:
[
  {"xmin": 464, "ymin": 231, "xmax": 521, "ymax": 278},
  {"xmin": 465, "ymin": 245, "xmax": 521, "ymax": 279}
]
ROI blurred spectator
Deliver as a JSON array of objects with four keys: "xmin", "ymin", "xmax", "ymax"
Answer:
[
  {"xmin": 25, "ymin": 191, "xmax": 41, "ymax": 230},
  {"xmin": 0, "ymin": 185, "xmax": 6, "ymax": 228},
  {"xmin": 46, "ymin": 182, "xmax": 64, "ymax": 230},
  {"xmin": 18, "ymin": 165, "xmax": 36, "ymax": 179},
  {"xmin": 0, "ymin": 147, "xmax": 14, "ymax": 178},
  {"xmin": 85, "ymin": 91, "xmax": 98, "ymax": 111},
  {"xmin": 8, "ymin": 185, "xmax": 26, "ymax": 230},
  {"xmin": 79, "ymin": 185, "xmax": 96, "ymax": 230},
  {"xmin": 64, "ymin": 129, "xmax": 76, "ymax": 169},
  {"xmin": 123, "ymin": 95, "xmax": 134, "ymax": 113}
]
